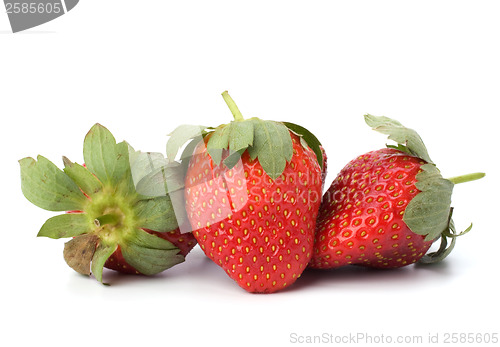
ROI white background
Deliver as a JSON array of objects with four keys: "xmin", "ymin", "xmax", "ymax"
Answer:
[{"xmin": 1, "ymin": 1, "xmax": 498, "ymax": 346}]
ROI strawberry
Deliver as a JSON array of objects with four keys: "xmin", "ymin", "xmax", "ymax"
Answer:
[
  {"xmin": 20, "ymin": 124, "xmax": 196, "ymax": 283},
  {"xmin": 310, "ymin": 115, "xmax": 484, "ymax": 269},
  {"xmin": 167, "ymin": 91, "xmax": 325, "ymax": 293}
]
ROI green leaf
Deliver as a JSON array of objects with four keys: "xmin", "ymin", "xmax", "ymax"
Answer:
[
  {"xmin": 228, "ymin": 120, "xmax": 254, "ymax": 153},
  {"xmin": 63, "ymin": 233, "xmax": 99, "ymax": 276},
  {"xmin": 128, "ymin": 147, "xmax": 169, "ymax": 187},
  {"xmin": 419, "ymin": 208, "xmax": 473, "ymax": 264},
  {"xmin": 91, "ymin": 242, "xmax": 118, "ymax": 283},
  {"xmin": 135, "ymin": 163, "xmax": 185, "ymax": 197},
  {"xmin": 386, "ymin": 144, "xmax": 412, "ymax": 156},
  {"xmin": 83, "ymin": 124, "xmax": 131, "ymax": 186},
  {"xmin": 249, "ymin": 119, "xmax": 293, "ymax": 180},
  {"xmin": 120, "ymin": 229, "xmax": 185, "ymax": 276},
  {"xmin": 179, "ymin": 137, "xmax": 202, "ymax": 162},
  {"xmin": 207, "ymin": 126, "xmax": 230, "ymax": 165},
  {"xmin": 206, "ymin": 120, "xmax": 254, "ymax": 168},
  {"xmin": 62, "ymin": 157, "xmax": 103, "ymax": 196},
  {"xmin": 444, "ymin": 222, "xmax": 473, "ymax": 238},
  {"xmin": 282, "ymin": 121, "xmax": 324, "ymax": 169},
  {"xmin": 128, "ymin": 146, "xmax": 185, "ymax": 198},
  {"xmin": 168, "ymin": 190, "xmax": 189, "ymax": 230},
  {"xmin": 403, "ymin": 164, "xmax": 454, "ymax": 241},
  {"xmin": 364, "ymin": 114, "xmax": 433, "ymax": 164},
  {"xmin": 179, "ymin": 137, "xmax": 202, "ymax": 176},
  {"xmin": 38, "ymin": 213, "xmax": 92, "ymax": 239},
  {"xmin": 166, "ymin": 124, "xmax": 210, "ymax": 161},
  {"xmin": 134, "ymin": 195, "xmax": 181, "ymax": 232},
  {"xmin": 19, "ymin": 155, "xmax": 88, "ymax": 211},
  {"xmin": 418, "ymin": 233, "xmax": 453, "ymax": 264},
  {"xmin": 223, "ymin": 148, "xmax": 246, "ymax": 170}
]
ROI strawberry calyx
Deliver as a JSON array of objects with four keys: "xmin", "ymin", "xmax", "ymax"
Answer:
[
  {"xmin": 419, "ymin": 208, "xmax": 473, "ymax": 264},
  {"xmin": 365, "ymin": 114, "xmax": 485, "ymax": 263},
  {"xmin": 166, "ymin": 91, "xmax": 325, "ymax": 180},
  {"xmin": 20, "ymin": 124, "xmax": 189, "ymax": 283}
]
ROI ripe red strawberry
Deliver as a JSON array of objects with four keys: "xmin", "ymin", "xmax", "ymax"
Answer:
[
  {"xmin": 20, "ymin": 124, "xmax": 196, "ymax": 283},
  {"xmin": 310, "ymin": 115, "xmax": 484, "ymax": 269},
  {"xmin": 167, "ymin": 91, "xmax": 325, "ymax": 293}
]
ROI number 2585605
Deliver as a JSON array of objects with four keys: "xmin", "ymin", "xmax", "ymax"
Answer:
[{"xmin": 5, "ymin": 2, "xmax": 62, "ymax": 14}]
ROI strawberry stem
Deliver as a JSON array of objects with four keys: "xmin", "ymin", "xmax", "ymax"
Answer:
[
  {"xmin": 447, "ymin": 172, "xmax": 485, "ymax": 185},
  {"xmin": 94, "ymin": 213, "xmax": 120, "ymax": 227},
  {"xmin": 222, "ymin": 91, "xmax": 244, "ymax": 121}
]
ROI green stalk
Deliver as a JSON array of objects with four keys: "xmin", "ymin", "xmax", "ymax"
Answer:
[
  {"xmin": 447, "ymin": 172, "xmax": 485, "ymax": 185},
  {"xmin": 222, "ymin": 91, "xmax": 244, "ymax": 121},
  {"xmin": 94, "ymin": 213, "xmax": 120, "ymax": 227}
]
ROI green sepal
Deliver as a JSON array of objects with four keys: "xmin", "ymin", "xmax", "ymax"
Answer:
[
  {"xmin": 403, "ymin": 164, "xmax": 454, "ymax": 241},
  {"xmin": 38, "ymin": 213, "xmax": 92, "ymax": 239},
  {"xmin": 83, "ymin": 124, "xmax": 132, "ymax": 187},
  {"xmin": 364, "ymin": 114, "xmax": 433, "ymax": 164},
  {"xmin": 386, "ymin": 144, "xmax": 413, "ymax": 156},
  {"xmin": 419, "ymin": 212, "xmax": 473, "ymax": 264},
  {"xmin": 166, "ymin": 124, "xmax": 211, "ymax": 162},
  {"xmin": 134, "ymin": 195, "xmax": 182, "ymax": 232},
  {"xmin": 282, "ymin": 121, "xmax": 324, "ymax": 169},
  {"xmin": 91, "ymin": 242, "xmax": 118, "ymax": 284},
  {"xmin": 223, "ymin": 148, "xmax": 246, "ymax": 169},
  {"xmin": 207, "ymin": 126, "xmax": 230, "ymax": 165},
  {"xmin": 128, "ymin": 147, "xmax": 168, "ymax": 187},
  {"xmin": 63, "ymin": 233, "xmax": 99, "ymax": 276},
  {"xmin": 120, "ymin": 228, "xmax": 184, "ymax": 276},
  {"xmin": 228, "ymin": 120, "xmax": 254, "ymax": 153},
  {"xmin": 19, "ymin": 155, "xmax": 88, "ymax": 212},
  {"xmin": 419, "ymin": 232, "xmax": 454, "ymax": 264},
  {"xmin": 248, "ymin": 118, "xmax": 293, "ymax": 180},
  {"xmin": 62, "ymin": 157, "xmax": 103, "ymax": 197},
  {"xmin": 206, "ymin": 120, "xmax": 255, "ymax": 166},
  {"xmin": 135, "ymin": 164, "xmax": 185, "ymax": 198},
  {"xmin": 178, "ymin": 137, "xmax": 203, "ymax": 176},
  {"xmin": 128, "ymin": 147, "xmax": 185, "ymax": 197},
  {"xmin": 207, "ymin": 120, "xmax": 254, "ymax": 169},
  {"xmin": 179, "ymin": 137, "xmax": 202, "ymax": 162}
]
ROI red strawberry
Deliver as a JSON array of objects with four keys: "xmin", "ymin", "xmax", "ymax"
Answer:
[
  {"xmin": 310, "ymin": 115, "xmax": 484, "ymax": 269},
  {"xmin": 20, "ymin": 124, "xmax": 196, "ymax": 283},
  {"xmin": 167, "ymin": 91, "xmax": 325, "ymax": 293}
]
